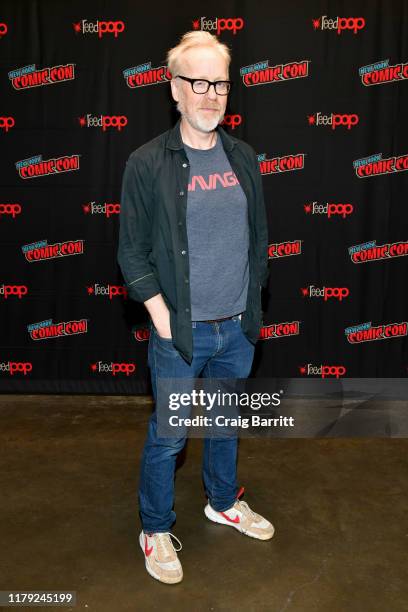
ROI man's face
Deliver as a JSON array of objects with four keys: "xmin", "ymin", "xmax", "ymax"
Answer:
[{"xmin": 170, "ymin": 46, "xmax": 229, "ymax": 133}]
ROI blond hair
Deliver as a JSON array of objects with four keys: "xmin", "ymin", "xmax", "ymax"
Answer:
[{"xmin": 166, "ymin": 31, "xmax": 231, "ymax": 77}]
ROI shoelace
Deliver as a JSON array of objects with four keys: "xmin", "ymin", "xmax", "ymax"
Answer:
[
  {"xmin": 154, "ymin": 532, "xmax": 183, "ymax": 557},
  {"xmin": 235, "ymin": 500, "xmax": 260, "ymax": 522}
]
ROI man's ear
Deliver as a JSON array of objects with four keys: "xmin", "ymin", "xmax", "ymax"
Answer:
[{"xmin": 170, "ymin": 79, "xmax": 179, "ymax": 103}]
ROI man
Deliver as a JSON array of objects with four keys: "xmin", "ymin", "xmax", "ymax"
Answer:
[{"xmin": 118, "ymin": 30, "xmax": 273, "ymax": 585}]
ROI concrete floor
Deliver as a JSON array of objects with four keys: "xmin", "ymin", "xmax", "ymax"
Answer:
[{"xmin": 0, "ymin": 394, "xmax": 407, "ymax": 612}]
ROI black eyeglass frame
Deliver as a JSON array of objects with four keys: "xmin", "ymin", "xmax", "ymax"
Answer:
[{"xmin": 175, "ymin": 75, "xmax": 233, "ymax": 95}]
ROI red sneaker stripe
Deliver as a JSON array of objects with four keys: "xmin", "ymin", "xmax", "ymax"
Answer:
[{"xmin": 220, "ymin": 511, "xmax": 240, "ymax": 524}]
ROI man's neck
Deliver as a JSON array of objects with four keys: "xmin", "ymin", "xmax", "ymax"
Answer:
[{"xmin": 180, "ymin": 119, "xmax": 218, "ymax": 150}]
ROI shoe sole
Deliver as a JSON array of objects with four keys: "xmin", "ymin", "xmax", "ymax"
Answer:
[
  {"xmin": 139, "ymin": 532, "xmax": 183, "ymax": 584},
  {"xmin": 204, "ymin": 504, "xmax": 275, "ymax": 540}
]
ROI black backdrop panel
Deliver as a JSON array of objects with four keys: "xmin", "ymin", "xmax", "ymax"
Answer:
[{"xmin": 0, "ymin": 1, "xmax": 407, "ymax": 392}]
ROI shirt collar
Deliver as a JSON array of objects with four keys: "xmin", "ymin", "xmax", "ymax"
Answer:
[{"xmin": 166, "ymin": 116, "xmax": 235, "ymax": 152}]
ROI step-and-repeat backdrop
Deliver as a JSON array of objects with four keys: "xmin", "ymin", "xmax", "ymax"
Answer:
[{"xmin": 1, "ymin": 1, "xmax": 407, "ymax": 393}]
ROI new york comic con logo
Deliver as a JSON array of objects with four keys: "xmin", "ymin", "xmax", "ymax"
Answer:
[
  {"xmin": 299, "ymin": 364, "xmax": 346, "ymax": 378},
  {"xmin": 78, "ymin": 114, "xmax": 128, "ymax": 131},
  {"xmin": 307, "ymin": 112, "xmax": 359, "ymax": 130},
  {"xmin": 353, "ymin": 152, "xmax": 408, "ymax": 177},
  {"xmin": 268, "ymin": 241, "xmax": 302, "ymax": 258},
  {"xmin": 312, "ymin": 15, "xmax": 365, "ymax": 34},
  {"xmin": 192, "ymin": 16, "xmax": 244, "ymax": 35},
  {"xmin": 304, "ymin": 201, "xmax": 354, "ymax": 218},
  {"xmin": 86, "ymin": 284, "xmax": 127, "ymax": 299},
  {"xmin": 348, "ymin": 240, "xmax": 408, "ymax": 263},
  {"xmin": 16, "ymin": 154, "xmax": 80, "ymax": 179},
  {"xmin": 72, "ymin": 19, "xmax": 125, "ymax": 37},
  {"xmin": 359, "ymin": 59, "xmax": 408, "ymax": 86},
  {"xmin": 123, "ymin": 62, "xmax": 171, "ymax": 88},
  {"xmin": 27, "ymin": 319, "xmax": 88, "ymax": 340},
  {"xmin": 258, "ymin": 153, "xmax": 305, "ymax": 175},
  {"xmin": 22, "ymin": 239, "xmax": 84, "ymax": 262},
  {"xmin": 260, "ymin": 321, "xmax": 300, "ymax": 340},
  {"xmin": 240, "ymin": 60, "xmax": 309, "ymax": 87},
  {"xmin": 8, "ymin": 64, "xmax": 75, "ymax": 90},
  {"xmin": 345, "ymin": 322, "xmax": 407, "ymax": 344}
]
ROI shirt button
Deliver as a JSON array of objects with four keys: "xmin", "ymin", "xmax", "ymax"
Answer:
[
  {"xmin": 181, "ymin": 250, "xmax": 186, "ymax": 255},
  {"xmin": 184, "ymin": 278, "xmax": 189, "ymax": 284},
  {"xmin": 179, "ymin": 191, "xmax": 184, "ymax": 196},
  {"xmin": 185, "ymin": 308, "xmax": 190, "ymax": 313},
  {"xmin": 182, "ymin": 163, "xmax": 188, "ymax": 168},
  {"xmin": 178, "ymin": 221, "xmax": 182, "ymax": 226}
]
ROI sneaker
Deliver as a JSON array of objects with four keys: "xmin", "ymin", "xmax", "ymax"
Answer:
[
  {"xmin": 139, "ymin": 531, "xmax": 183, "ymax": 584},
  {"xmin": 204, "ymin": 487, "xmax": 275, "ymax": 541}
]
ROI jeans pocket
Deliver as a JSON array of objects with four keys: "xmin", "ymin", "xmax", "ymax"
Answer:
[{"xmin": 153, "ymin": 326, "xmax": 173, "ymax": 343}]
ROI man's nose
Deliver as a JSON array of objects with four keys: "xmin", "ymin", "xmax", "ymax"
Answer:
[{"xmin": 206, "ymin": 85, "xmax": 218, "ymax": 100}]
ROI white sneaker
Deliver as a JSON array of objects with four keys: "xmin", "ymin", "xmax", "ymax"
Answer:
[
  {"xmin": 139, "ymin": 531, "xmax": 183, "ymax": 584},
  {"xmin": 204, "ymin": 488, "xmax": 275, "ymax": 541}
]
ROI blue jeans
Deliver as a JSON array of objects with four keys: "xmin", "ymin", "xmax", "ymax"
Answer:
[{"xmin": 139, "ymin": 316, "xmax": 255, "ymax": 534}]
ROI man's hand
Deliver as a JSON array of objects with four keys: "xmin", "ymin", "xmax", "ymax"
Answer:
[{"xmin": 144, "ymin": 293, "xmax": 172, "ymax": 339}]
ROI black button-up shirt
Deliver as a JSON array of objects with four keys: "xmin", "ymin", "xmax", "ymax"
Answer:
[{"xmin": 117, "ymin": 117, "xmax": 269, "ymax": 364}]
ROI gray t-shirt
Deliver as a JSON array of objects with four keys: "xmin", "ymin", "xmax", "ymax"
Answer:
[{"xmin": 183, "ymin": 133, "xmax": 249, "ymax": 320}]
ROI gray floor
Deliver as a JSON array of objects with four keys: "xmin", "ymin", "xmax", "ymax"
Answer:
[{"xmin": 0, "ymin": 394, "xmax": 407, "ymax": 612}]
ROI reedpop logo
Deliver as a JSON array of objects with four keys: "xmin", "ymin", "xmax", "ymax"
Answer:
[
  {"xmin": 0, "ymin": 361, "xmax": 33, "ymax": 376},
  {"xmin": 82, "ymin": 202, "xmax": 120, "ymax": 217},
  {"xmin": 299, "ymin": 364, "xmax": 346, "ymax": 378},
  {"xmin": 72, "ymin": 20, "xmax": 125, "ymax": 37},
  {"xmin": 307, "ymin": 113, "xmax": 359, "ymax": 130},
  {"xmin": 132, "ymin": 325, "xmax": 150, "ymax": 342},
  {"xmin": 78, "ymin": 114, "xmax": 128, "ymax": 131},
  {"xmin": 86, "ymin": 284, "xmax": 127, "ymax": 299},
  {"xmin": 301, "ymin": 286, "xmax": 350, "ymax": 301},
  {"xmin": 0, "ymin": 203, "xmax": 21, "ymax": 219},
  {"xmin": 220, "ymin": 114, "xmax": 242, "ymax": 129},
  {"xmin": 90, "ymin": 361, "xmax": 136, "ymax": 376},
  {"xmin": 0, "ymin": 284, "xmax": 28, "ymax": 299},
  {"xmin": 192, "ymin": 16, "xmax": 244, "ymax": 35},
  {"xmin": 312, "ymin": 15, "xmax": 366, "ymax": 34},
  {"xmin": 304, "ymin": 202, "xmax": 354, "ymax": 218},
  {"xmin": 0, "ymin": 117, "xmax": 15, "ymax": 132}
]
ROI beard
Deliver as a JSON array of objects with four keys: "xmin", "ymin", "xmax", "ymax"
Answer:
[{"xmin": 176, "ymin": 99, "xmax": 225, "ymax": 133}]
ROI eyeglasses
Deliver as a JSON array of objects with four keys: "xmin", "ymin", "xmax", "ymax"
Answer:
[{"xmin": 175, "ymin": 75, "xmax": 232, "ymax": 95}]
